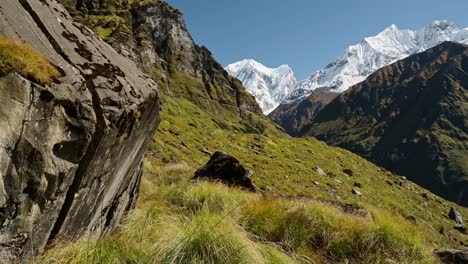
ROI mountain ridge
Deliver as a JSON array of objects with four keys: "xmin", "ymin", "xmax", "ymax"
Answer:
[
  {"xmin": 305, "ymin": 41, "xmax": 468, "ymax": 206},
  {"xmin": 267, "ymin": 20, "xmax": 468, "ymax": 136}
]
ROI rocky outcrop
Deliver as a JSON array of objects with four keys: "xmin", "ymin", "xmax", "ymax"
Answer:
[
  {"xmin": 449, "ymin": 207, "xmax": 464, "ymax": 225},
  {"xmin": 194, "ymin": 152, "xmax": 257, "ymax": 191},
  {"xmin": 0, "ymin": 0, "xmax": 160, "ymax": 260},
  {"xmin": 58, "ymin": 0, "xmax": 263, "ymax": 115}
]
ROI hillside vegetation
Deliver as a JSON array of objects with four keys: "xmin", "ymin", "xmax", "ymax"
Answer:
[
  {"xmin": 40, "ymin": 96, "xmax": 468, "ymax": 263},
  {"xmin": 36, "ymin": 1, "xmax": 468, "ymax": 263}
]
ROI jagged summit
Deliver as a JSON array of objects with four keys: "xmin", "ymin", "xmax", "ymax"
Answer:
[
  {"xmin": 267, "ymin": 21, "xmax": 468, "ymax": 137},
  {"xmin": 290, "ymin": 20, "xmax": 468, "ymax": 99},
  {"xmin": 228, "ymin": 21, "xmax": 468, "ymax": 116},
  {"xmin": 225, "ymin": 59, "xmax": 297, "ymax": 114}
]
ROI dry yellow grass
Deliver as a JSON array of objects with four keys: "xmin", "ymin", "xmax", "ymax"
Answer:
[{"xmin": 0, "ymin": 36, "xmax": 61, "ymax": 84}]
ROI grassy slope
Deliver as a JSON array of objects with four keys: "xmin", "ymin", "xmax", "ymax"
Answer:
[
  {"xmin": 36, "ymin": 2, "xmax": 467, "ymax": 263},
  {"xmin": 40, "ymin": 96, "xmax": 468, "ymax": 263}
]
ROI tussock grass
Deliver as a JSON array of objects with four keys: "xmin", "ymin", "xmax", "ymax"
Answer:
[
  {"xmin": 242, "ymin": 198, "xmax": 429, "ymax": 263},
  {"xmin": 40, "ymin": 177, "xmax": 435, "ymax": 264},
  {"xmin": 151, "ymin": 212, "xmax": 265, "ymax": 263},
  {"xmin": 0, "ymin": 36, "xmax": 61, "ymax": 84}
]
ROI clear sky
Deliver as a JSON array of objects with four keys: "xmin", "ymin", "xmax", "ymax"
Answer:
[{"xmin": 165, "ymin": 0, "xmax": 467, "ymax": 80}]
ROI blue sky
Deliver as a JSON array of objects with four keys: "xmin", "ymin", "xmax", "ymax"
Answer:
[{"xmin": 165, "ymin": 0, "xmax": 467, "ymax": 80}]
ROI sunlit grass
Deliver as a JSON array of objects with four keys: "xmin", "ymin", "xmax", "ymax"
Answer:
[
  {"xmin": 40, "ymin": 175, "xmax": 435, "ymax": 264},
  {"xmin": 0, "ymin": 36, "xmax": 61, "ymax": 84}
]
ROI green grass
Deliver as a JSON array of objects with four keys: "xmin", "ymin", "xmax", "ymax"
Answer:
[
  {"xmin": 0, "ymin": 36, "xmax": 61, "ymax": 84},
  {"xmin": 39, "ymin": 97, "xmax": 468, "ymax": 263},
  {"xmin": 40, "ymin": 176, "xmax": 433, "ymax": 264}
]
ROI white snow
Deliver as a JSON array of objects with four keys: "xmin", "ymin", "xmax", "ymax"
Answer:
[
  {"xmin": 226, "ymin": 21, "xmax": 468, "ymax": 112},
  {"xmin": 289, "ymin": 20, "xmax": 468, "ymax": 100},
  {"xmin": 225, "ymin": 59, "xmax": 297, "ymax": 114}
]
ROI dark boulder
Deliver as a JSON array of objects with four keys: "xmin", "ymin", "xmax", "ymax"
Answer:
[
  {"xmin": 194, "ymin": 152, "xmax": 256, "ymax": 191},
  {"xmin": 343, "ymin": 169, "xmax": 354, "ymax": 176},
  {"xmin": 434, "ymin": 248, "xmax": 468, "ymax": 264}
]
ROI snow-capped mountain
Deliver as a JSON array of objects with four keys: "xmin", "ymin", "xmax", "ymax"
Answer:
[
  {"xmin": 289, "ymin": 20, "xmax": 468, "ymax": 100},
  {"xmin": 225, "ymin": 59, "xmax": 297, "ymax": 114}
]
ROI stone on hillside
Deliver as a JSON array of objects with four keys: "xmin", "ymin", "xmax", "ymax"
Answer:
[
  {"xmin": 343, "ymin": 169, "xmax": 354, "ymax": 176},
  {"xmin": 194, "ymin": 151, "xmax": 256, "ymax": 191},
  {"xmin": 352, "ymin": 189, "xmax": 363, "ymax": 196},
  {"xmin": 354, "ymin": 182, "xmax": 363, "ymax": 188},
  {"xmin": 434, "ymin": 248, "xmax": 468, "ymax": 264},
  {"xmin": 313, "ymin": 166, "xmax": 326, "ymax": 176},
  {"xmin": 449, "ymin": 207, "xmax": 464, "ymax": 225}
]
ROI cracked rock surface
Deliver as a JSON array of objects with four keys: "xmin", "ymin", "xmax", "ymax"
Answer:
[{"xmin": 0, "ymin": 0, "xmax": 160, "ymax": 260}]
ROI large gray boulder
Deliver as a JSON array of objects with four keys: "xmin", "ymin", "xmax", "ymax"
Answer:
[{"xmin": 0, "ymin": 0, "xmax": 160, "ymax": 260}]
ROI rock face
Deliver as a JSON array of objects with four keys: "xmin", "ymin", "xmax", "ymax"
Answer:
[
  {"xmin": 58, "ymin": 0, "xmax": 263, "ymax": 118},
  {"xmin": 194, "ymin": 152, "xmax": 256, "ymax": 191},
  {"xmin": 306, "ymin": 42, "xmax": 468, "ymax": 205},
  {"xmin": 434, "ymin": 248, "xmax": 468, "ymax": 264},
  {"xmin": 0, "ymin": 0, "xmax": 160, "ymax": 260}
]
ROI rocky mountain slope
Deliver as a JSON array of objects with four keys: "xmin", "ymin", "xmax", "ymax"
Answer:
[
  {"xmin": 41, "ymin": 73, "xmax": 468, "ymax": 263},
  {"xmin": 268, "ymin": 88, "xmax": 340, "ymax": 136},
  {"xmin": 269, "ymin": 21, "xmax": 468, "ymax": 136},
  {"xmin": 305, "ymin": 41, "xmax": 468, "ymax": 206},
  {"xmin": 52, "ymin": 0, "xmax": 468, "ymax": 258},
  {"xmin": 58, "ymin": 0, "xmax": 267, "ymax": 134},
  {"xmin": 0, "ymin": 0, "xmax": 160, "ymax": 260},
  {"xmin": 225, "ymin": 59, "xmax": 297, "ymax": 114}
]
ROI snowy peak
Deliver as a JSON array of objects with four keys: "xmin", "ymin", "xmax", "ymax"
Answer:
[
  {"xmin": 226, "ymin": 21, "xmax": 468, "ymax": 114},
  {"xmin": 225, "ymin": 59, "xmax": 297, "ymax": 114},
  {"xmin": 290, "ymin": 21, "xmax": 468, "ymax": 100}
]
